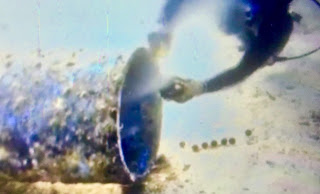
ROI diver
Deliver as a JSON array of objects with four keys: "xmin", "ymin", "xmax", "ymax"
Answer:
[{"xmin": 159, "ymin": 0, "xmax": 320, "ymax": 103}]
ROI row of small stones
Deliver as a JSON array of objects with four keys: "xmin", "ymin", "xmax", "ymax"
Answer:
[{"xmin": 180, "ymin": 129, "xmax": 253, "ymax": 153}]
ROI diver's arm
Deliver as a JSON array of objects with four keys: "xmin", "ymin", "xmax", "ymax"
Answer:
[
  {"xmin": 160, "ymin": 49, "xmax": 267, "ymax": 102},
  {"xmin": 202, "ymin": 50, "xmax": 266, "ymax": 93},
  {"xmin": 161, "ymin": 13, "xmax": 294, "ymax": 102}
]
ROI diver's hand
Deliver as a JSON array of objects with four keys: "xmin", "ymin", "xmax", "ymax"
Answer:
[{"xmin": 160, "ymin": 77, "xmax": 204, "ymax": 103}]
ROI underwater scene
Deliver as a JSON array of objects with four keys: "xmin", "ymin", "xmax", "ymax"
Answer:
[{"xmin": 0, "ymin": 0, "xmax": 320, "ymax": 193}]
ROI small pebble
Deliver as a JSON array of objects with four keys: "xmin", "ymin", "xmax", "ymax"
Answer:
[
  {"xmin": 245, "ymin": 129, "xmax": 252, "ymax": 136},
  {"xmin": 210, "ymin": 140, "xmax": 218, "ymax": 148},
  {"xmin": 179, "ymin": 141, "xmax": 186, "ymax": 148},
  {"xmin": 221, "ymin": 138, "xmax": 228, "ymax": 146},
  {"xmin": 192, "ymin": 145, "xmax": 199, "ymax": 153},
  {"xmin": 229, "ymin": 138, "xmax": 236, "ymax": 145},
  {"xmin": 201, "ymin": 142, "xmax": 208, "ymax": 149}
]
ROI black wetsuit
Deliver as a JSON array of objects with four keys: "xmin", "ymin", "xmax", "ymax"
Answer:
[{"xmin": 203, "ymin": 0, "xmax": 294, "ymax": 92}]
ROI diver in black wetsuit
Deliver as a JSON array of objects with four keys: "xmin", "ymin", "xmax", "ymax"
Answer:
[{"xmin": 160, "ymin": 0, "xmax": 320, "ymax": 103}]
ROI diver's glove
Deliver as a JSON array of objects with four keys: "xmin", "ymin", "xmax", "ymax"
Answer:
[{"xmin": 160, "ymin": 77, "xmax": 204, "ymax": 103}]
